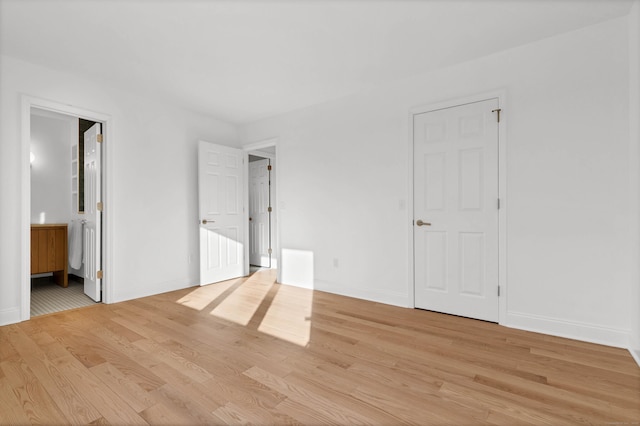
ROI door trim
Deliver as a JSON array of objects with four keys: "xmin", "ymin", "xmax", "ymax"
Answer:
[
  {"xmin": 243, "ymin": 138, "xmax": 279, "ymax": 278},
  {"xmin": 408, "ymin": 90, "xmax": 508, "ymax": 324},
  {"xmin": 20, "ymin": 96, "xmax": 113, "ymax": 320}
]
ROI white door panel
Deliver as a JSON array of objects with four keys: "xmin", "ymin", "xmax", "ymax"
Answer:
[
  {"xmin": 249, "ymin": 159, "xmax": 271, "ymax": 267},
  {"xmin": 83, "ymin": 123, "xmax": 101, "ymax": 302},
  {"xmin": 414, "ymin": 99, "xmax": 499, "ymax": 322},
  {"xmin": 199, "ymin": 141, "xmax": 246, "ymax": 285}
]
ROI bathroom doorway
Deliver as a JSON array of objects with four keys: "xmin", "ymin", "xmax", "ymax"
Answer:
[{"xmin": 27, "ymin": 106, "xmax": 105, "ymax": 317}]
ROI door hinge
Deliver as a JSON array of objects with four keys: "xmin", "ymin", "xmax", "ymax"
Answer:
[
  {"xmin": 267, "ymin": 206, "xmax": 272, "ymax": 213},
  {"xmin": 267, "ymin": 164, "xmax": 272, "ymax": 171},
  {"xmin": 492, "ymin": 108, "xmax": 502, "ymax": 123},
  {"xmin": 497, "ymin": 198, "xmax": 501, "ymax": 210},
  {"xmin": 498, "ymin": 286, "xmax": 501, "ymax": 297},
  {"xmin": 97, "ymin": 134, "xmax": 103, "ymax": 143},
  {"xmin": 97, "ymin": 270, "xmax": 103, "ymax": 280},
  {"xmin": 268, "ymin": 248, "xmax": 272, "ymax": 255},
  {"xmin": 97, "ymin": 201, "xmax": 104, "ymax": 212}
]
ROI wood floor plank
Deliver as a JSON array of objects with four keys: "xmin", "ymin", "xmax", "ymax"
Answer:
[
  {"xmin": 347, "ymin": 360, "xmax": 444, "ymax": 399},
  {"xmin": 148, "ymin": 383, "xmax": 227, "ymax": 425},
  {"xmin": 38, "ymin": 317, "xmax": 165, "ymax": 395},
  {"xmin": 142, "ymin": 364, "xmax": 227, "ymax": 412},
  {"xmin": 133, "ymin": 338, "xmax": 214, "ymax": 384},
  {"xmin": 473, "ymin": 373, "xmax": 639, "ymax": 423},
  {"xmin": 138, "ymin": 402, "xmax": 196, "ymax": 425},
  {"xmin": 245, "ymin": 365, "xmax": 386, "ymax": 425},
  {"xmin": 2, "ymin": 269, "xmax": 638, "ymax": 425},
  {"xmin": 89, "ymin": 416, "xmax": 111, "ymax": 425},
  {"xmin": 530, "ymin": 346, "xmax": 640, "ymax": 375},
  {"xmin": 0, "ymin": 378, "xmax": 32, "ymax": 425},
  {"xmin": 213, "ymin": 401, "xmax": 262, "ymax": 425},
  {"xmin": 212, "ymin": 399, "xmax": 303, "ymax": 426},
  {"xmin": 0, "ymin": 328, "xmax": 18, "ymax": 374},
  {"xmin": 88, "ymin": 325, "xmax": 167, "ymax": 392},
  {"xmin": 89, "ymin": 362, "xmax": 157, "ymax": 413},
  {"xmin": 3, "ymin": 323, "xmax": 103, "ymax": 423},
  {"xmin": 349, "ymin": 380, "xmax": 482, "ymax": 425},
  {"xmin": 1, "ymin": 359, "xmax": 69, "ymax": 425},
  {"xmin": 206, "ymin": 370, "xmax": 288, "ymax": 410},
  {"xmin": 51, "ymin": 354, "xmax": 149, "ymax": 425},
  {"xmin": 284, "ymin": 369, "xmax": 421, "ymax": 424}
]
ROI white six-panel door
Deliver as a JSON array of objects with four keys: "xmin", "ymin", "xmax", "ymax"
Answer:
[
  {"xmin": 249, "ymin": 158, "xmax": 271, "ymax": 267},
  {"xmin": 199, "ymin": 141, "xmax": 246, "ymax": 285},
  {"xmin": 414, "ymin": 99, "xmax": 499, "ymax": 322},
  {"xmin": 83, "ymin": 123, "xmax": 102, "ymax": 302}
]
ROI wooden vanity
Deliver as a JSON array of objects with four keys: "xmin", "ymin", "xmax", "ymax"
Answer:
[{"xmin": 31, "ymin": 224, "xmax": 68, "ymax": 287}]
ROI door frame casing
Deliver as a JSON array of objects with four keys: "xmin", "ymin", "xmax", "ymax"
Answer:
[
  {"xmin": 20, "ymin": 96, "xmax": 113, "ymax": 320},
  {"xmin": 242, "ymin": 138, "xmax": 278, "ymax": 278},
  {"xmin": 408, "ymin": 90, "xmax": 508, "ymax": 324}
]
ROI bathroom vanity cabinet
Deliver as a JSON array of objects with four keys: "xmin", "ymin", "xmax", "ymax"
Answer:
[{"xmin": 31, "ymin": 224, "xmax": 68, "ymax": 287}]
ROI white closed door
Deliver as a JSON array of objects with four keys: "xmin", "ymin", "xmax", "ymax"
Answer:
[
  {"xmin": 199, "ymin": 141, "xmax": 246, "ymax": 285},
  {"xmin": 249, "ymin": 158, "xmax": 271, "ymax": 267},
  {"xmin": 414, "ymin": 99, "xmax": 499, "ymax": 322},
  {"xmin": 83, "ymin": 123, "xmax": 102, "ymax": 302}
]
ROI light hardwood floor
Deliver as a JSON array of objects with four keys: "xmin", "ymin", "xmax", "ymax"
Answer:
[{"xmin": 1, "ymin": 269, "xmax": 638, "ymax": 425}]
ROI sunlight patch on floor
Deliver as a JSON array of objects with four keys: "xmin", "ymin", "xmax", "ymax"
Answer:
[
  {"xmin": 258, "ymin": 284, "xmax": 313, "ymax": 346},
  {"xmin": 174, "ymin": 269, "xmax": 312, "ymax": 346},
  {"xmin": 175, "ymin": 278, "xmax": 240, "ymax": 311},
  {"xmin": 209, "ymin": 277, "xmax": 272, "ymax": 326}
]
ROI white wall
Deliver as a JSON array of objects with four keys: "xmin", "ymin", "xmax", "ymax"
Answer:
[
  {"xmin": 0, "ymin": 55, "xmax": 239, "ymax": 325},
  {"xmin": 241, "ymin": 17, "xmax": 633, "ymax": 347},
  {"xmin": 30, "ymin": 113, "xmax": 73, "ymax": 225},
  {"xmin": 31, "ymin": 112, "xmax": 86, "ymax": 278}
]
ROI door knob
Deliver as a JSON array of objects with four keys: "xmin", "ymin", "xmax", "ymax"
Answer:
[
  {"xmin": 416, "ymin": 219, "xmax": 431, "ymax": 227},
  {"xmin": 202, "ymin": 219, "xmax": 214, "ymax": 225},
  {"xmin": 249, "ymin": 217, "xmax": 252, "ymax": 221}
]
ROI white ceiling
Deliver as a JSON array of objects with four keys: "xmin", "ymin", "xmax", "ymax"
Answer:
[{"xmin": 0, "ymin": 0, "xmax": 634, "ymax": 124}]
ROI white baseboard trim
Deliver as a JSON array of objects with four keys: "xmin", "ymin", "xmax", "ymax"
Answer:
[
  {"xmin": 278, "ymin": 278, "xmax": 314, "ymax": 290},
  {"xmin": 278, "ymin": 278, "xmax": 409, "ymax": 308},
  {"xmin": 506, "ymin": 310, "xmax": 630, "ymax": 349},
  {"xmin": 111, "ymin": 277, "xmax": 197, "ymax": 304},
  {"xmin": 0, "ymin": 307, "xmax": 22, "ymax": 326}
]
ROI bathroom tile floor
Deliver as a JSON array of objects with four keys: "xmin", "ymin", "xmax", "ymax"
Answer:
[{"xmin": 31, "ymin": 275, "xmax": 96, "ymax": 317}]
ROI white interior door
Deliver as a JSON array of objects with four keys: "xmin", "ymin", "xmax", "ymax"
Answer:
[
  {"xmin": 249, "ymin": 158, "xmax": 271, "ymax": 267},
  {"xmin": 199, "ymin": 141, "xmax": 246, "ymax": 285},
  {"xmin": 414, "ymin": 99, "xmax": 499, "ymax": 322},
  {"xmin": 83, "ymin": 123, "xmax": 102, "ymax": 302}
]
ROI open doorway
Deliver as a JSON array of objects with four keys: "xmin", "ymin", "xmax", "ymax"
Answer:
[
  {"xmin": 245, "ymin": 143, "xmax": 277, "ymax": 274},
  {"xmin": 25, "ymin": 101, "xmax": 107, "ymax": 319},
  {"xmin": 248, "ymin": 153, "xmax": 273, "ymax": 269}
]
